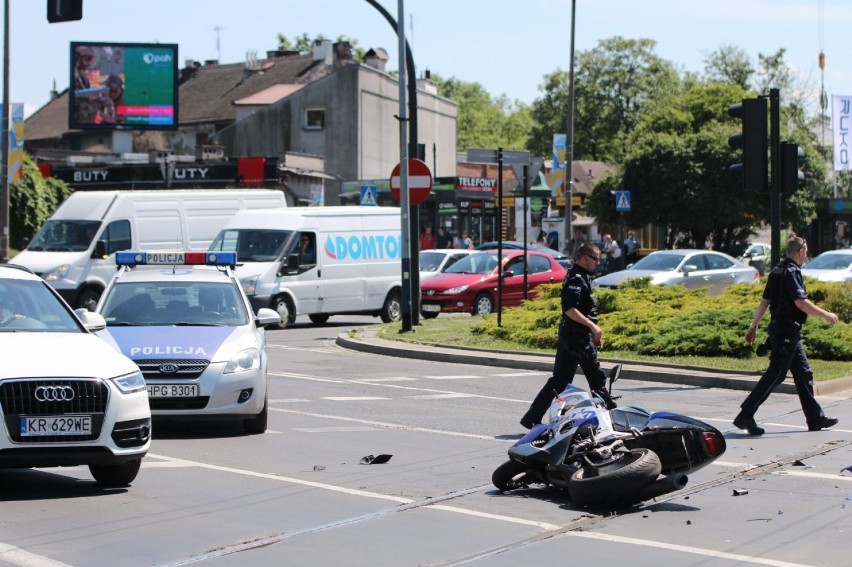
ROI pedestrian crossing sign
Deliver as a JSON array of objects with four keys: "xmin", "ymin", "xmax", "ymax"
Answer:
[
  {"xmin": 615, "ymin": 190, "xmax": 631, "ymax": 212},
  {"xmin": 360, "ymin": 185, "xmax": 378, "ymax": 206}
]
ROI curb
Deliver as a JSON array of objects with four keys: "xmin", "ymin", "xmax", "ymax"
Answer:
[{"xmin": 336, "ymin": 330, "xmax": 852, "ymax": 398}]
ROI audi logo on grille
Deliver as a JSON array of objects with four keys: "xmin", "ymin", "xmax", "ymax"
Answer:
[
  {"xmin": 159, "ymin": 364, "xmax": 179, "ymax": 374},
  {"xmin": 34, "ymin": 386, "xmax": 75, "ymax": 402}
]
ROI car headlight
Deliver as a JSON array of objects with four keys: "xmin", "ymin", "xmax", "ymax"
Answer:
[
  {"xmin": 224, "ymin": 348, "xmax": 260, "ymax": 374},
  {"xmin": 240, "ymin": 275, "xmax": 259, "ymax": 295},
  {"xmin": 111, "ymin": 370, "xmax": 146, "ymax": 394},
  {"xmin": 445, "ymin": 284, "xmax": 469, "ymax": 294},
  {"xmin": 44, "ymin": 264, "xmax": 70, "ymax": 282}
]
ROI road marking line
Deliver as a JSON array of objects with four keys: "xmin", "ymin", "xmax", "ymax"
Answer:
[
  {"xmin": 773, "ymin": 470, "xmax": 852, "ymax": 481},
  {"xmin": 357, "ymin": 377, "xmax": 418, "ymax": 382},
  {"xmin": 421, "ymin": 375, "xmax": 480, "ymax": 380},
  {"xmin": 320, "ymin": 396, "xmax": 389, "ymax": 401},
  {"xmin": 493, "ymin": 372, "xmax": 542, "ymax": 377},
  {"xmin": 0, "ymin": 543, "xmax": 73, "ymax": 567},
  {"xmin": 408, "ymin": 393, "xmax": 477, "ymax": 399},
  {"xmin": 426, "ymin": 505, "xmax": 559, "ymax": 530},
  {"xmin": 293, "ymin": 426, "xmax": 382, "ymax": 433},
  {"xmin": 566, "ymin": 531, "xmax": 815, "ymax": 567},
  {"xmin": 269, "ymin": 398, "xmax": 310, "ymax": 403}
]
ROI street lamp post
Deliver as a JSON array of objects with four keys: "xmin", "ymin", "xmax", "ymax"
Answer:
[
  {"xmin": 0, "ymin": 0, "xmax": 10, "ymax": 263},
  {"xmin": 562, "ymin": 0, "xmax": 577, "ymax": 256}
]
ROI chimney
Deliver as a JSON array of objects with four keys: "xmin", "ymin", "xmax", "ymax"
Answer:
[
  {"xmin": 332, "ymin": 41, "xmax": 352, "ymax": 68},
  {"xmin": 417, "ymin": 69, "xmax": 438, "ymax": 96},
  {"xmin": 204, "ymin": 59, "xmax": 218, "ymax": 66},
  {"xmin": 245, "ymin": 50, "xmax": 258, "ymax": 70},
  {"xmin": 312, "ymin": 39, "xmax": 333, "ymax": 65},
  {"xmin": 364, "ymin": 47, "xmax": 388, "ymax": 72}
]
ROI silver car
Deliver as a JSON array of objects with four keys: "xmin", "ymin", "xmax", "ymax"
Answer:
[
  {"xmin": 419, "ymin": 249, "xmax": 478, "ymax": 281},
  {"xmin": 593, "ymin": 249, "xmax": 760, "ymax": 294},
  {"xmin": 801, "ymin": 249, "xmax": 852, "ymax": 282}
]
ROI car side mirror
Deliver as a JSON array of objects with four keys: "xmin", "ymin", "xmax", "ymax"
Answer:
[
  {"xmin": 92, "ymin": 240, "xmax": 108, "ymax": 259},
  {"xmin": 682, "ymin": 264, "xmax": 698, "ymax": 274}
]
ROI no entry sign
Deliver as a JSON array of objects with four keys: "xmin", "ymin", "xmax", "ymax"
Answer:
[{"xmin": 390, "ymin": 158, "xmax": 433, "ymax": 205}]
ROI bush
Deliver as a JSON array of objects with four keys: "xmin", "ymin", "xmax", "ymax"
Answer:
[{"xmin": 473, "ymin": 279, "xmax": 852, "ymax": 361}]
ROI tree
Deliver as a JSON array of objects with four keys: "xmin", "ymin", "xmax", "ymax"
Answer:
[
  {"xmin": 528, "ymin": 37, "xmax": 680, "ymax": 164},
  {"xmin": 702, "ymin": 44, "xmax": 753, "ymax": 90},
  {"xmin": 276, "ymin": 33, "xmax": 366, "ymax": 62},
  {"xmin": 9, "ymin": 154, "xmax": 72, "ymax": 252},
  {"xmin": 431, "ymin": 74, "xmax": 532, "ymax": 151}
]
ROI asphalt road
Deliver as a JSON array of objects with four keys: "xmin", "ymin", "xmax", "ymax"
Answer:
[{"xmin": 1, "ymin": 315, "xmax": 850, "ymax": 567}]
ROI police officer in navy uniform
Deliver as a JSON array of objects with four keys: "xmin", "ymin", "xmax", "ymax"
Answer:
[
  {"xmin": 733, "ymin": 237, "xmax": 839, "ymax": 435},
  {"xmin": 521, "ymin": 242, "xmax": 616, "ymax": 429}
]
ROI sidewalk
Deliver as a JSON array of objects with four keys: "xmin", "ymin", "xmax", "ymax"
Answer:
[{"xmin": 336, "ymin": 328, "xmax": 852, "ymax": 398}]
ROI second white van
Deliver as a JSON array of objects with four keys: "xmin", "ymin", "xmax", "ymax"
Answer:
[{"xmin": 208, "ymin": 206, "xmax": 403, "ymax": 328}]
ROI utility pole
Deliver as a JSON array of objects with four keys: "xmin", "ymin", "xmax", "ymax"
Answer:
[
  {"xmin": 562, "ymin": 0, "xmax": 577, "ymax": 255},
  {"xmin": 1, "ymin": 0, "xmax": 10, "ymax": 263}
]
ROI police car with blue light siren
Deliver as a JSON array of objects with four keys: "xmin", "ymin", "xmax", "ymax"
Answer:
[{"xmin": 95, "ymin": 250, "xmax": 279, "ymax": 433}]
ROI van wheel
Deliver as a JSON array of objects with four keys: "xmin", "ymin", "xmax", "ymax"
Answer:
[
  {"xmin": 309, "ymin": 314, "xmax": 330, "ymax": 325},
  {"xmin": 76, "ymin": 288, "xmax": 102, "ymax": 312},
  {"xmin": 380, "ymin": 290, "xmax": 401, "ymax": 323},
  {"xmin": 473, "ymin": 293, "xmax": 494, "ymax": 315},
  {"xmin": 272, "ymin": 296, "xmax": 296, "ymax": 329}
]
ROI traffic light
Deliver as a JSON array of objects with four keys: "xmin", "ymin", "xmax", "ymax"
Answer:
[
  {"xmin": 780, "ymin": 142, "xmax": 805, "ymax": 193},
  {"xmin": 728, "ymin": 97, "xmax": 768, "ymax": 192},
  {"xmin": 47, "ymin": 0, "xmax": 83, "ymax": 23}
]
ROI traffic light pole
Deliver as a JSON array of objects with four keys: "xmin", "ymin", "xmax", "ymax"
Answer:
[{"xmin": 769, "ymin": 88, "xmax": 781, "ymax": 267}]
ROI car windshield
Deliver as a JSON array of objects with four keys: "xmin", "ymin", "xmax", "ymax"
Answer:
[
  {"xmin": 27, "ymin": 220, "xmax": 101, "ymax": 252},
  {"xmin": 629, "ymin": 253, "xmax": 685, "ymax": 272},
  {"xmin": 420, "ymin": 251, "xmax": 447, "ymax": 272},
  {"xmin": 0, "ymin": 279, "xmax": 82, "ymax": 332},
  {"xmin": 803, "ymin": 253, "xmax": 852, "ymax": 270},
  {"xmin": 209, "ymin": 229, "xmax": 291, "ymax": 262},
  {"xmin": 100, "ymin": 282, "xmax": 249, "ymax": 326},
  {"xmin": 445, "ymin": 253, "xmax": 502, "ymax": 275}
]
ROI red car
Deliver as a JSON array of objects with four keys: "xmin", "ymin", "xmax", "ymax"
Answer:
[{"xmin": 420, "ymin": 250, "xmax": 567, "ymax": 317}]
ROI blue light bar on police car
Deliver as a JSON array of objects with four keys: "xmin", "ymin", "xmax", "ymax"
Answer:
[{"xmin": 115, "ymin": 251, "xmax": 238, "ymax": 267}]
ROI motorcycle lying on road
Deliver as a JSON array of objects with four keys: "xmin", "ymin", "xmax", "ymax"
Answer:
[{"xmin": 493, "ymin": 365, "xmax": 727, "ymax": 506}]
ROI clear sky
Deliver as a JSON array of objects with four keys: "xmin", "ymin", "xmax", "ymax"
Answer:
[{"xmin": 4, "ymin": 0, "xmax": 852, "ymax": 118}]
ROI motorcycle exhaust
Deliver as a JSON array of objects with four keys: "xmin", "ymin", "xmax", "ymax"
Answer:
[{"xmin": 633, "ymin": 473, "xmax": 688, "ymax": 501}]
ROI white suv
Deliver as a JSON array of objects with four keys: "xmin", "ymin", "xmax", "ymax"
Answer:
[{"xmin": 0, "ymin": 264, "xmax": 150, "ymax": 487}]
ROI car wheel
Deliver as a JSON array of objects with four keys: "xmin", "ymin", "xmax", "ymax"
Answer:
[
  {"xmin": 76, "ymin": 287, "xmax": 102, "ymax": 312},
  {"xmin": 272, "ymin": 296, "xmax": 296, "ymax": 329},
  {"xmin": 308, "ymin": 314, "xmax": 330, "ymax": 325},
  {"xmin": 421, "ymin": 312, "xmax": 439, "ymax": 319},
  {"xmin": 89, "ymin": 459, "xmax": 142, "ymax": 488},
  {"xmin": 244, "ymin": 395, "xmax": 268, "ymax": 434},
  {"xmin": 380, "ymin": 289, "xmax": 401, "ymax": 323},
  {"xmin": 473, "ymin": 293, "xmax": 493, "ymax": 315}
]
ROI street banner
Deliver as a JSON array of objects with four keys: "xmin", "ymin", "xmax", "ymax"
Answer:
[
  {"xmin": 832, "ymin": 95, "xmax": 852, "ymax": 171},
  {"xmin": 551, "ymin": 134, "xmax": 566, "ymax": 197},
  {"xmin": 8, "ymin": 103, "xmax": 24, "ymax": 185}
]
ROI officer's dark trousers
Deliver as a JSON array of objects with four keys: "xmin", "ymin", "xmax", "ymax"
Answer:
[
  {"xmin": 740, "ymin": 323, "xmax": 824, "ymax": 424},
  {"xmin": 522, "ymin": 326, "xmax": 615, "ymax": 424}
]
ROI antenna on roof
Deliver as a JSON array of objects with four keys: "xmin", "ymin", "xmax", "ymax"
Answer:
[{"xmin": 213, "ymin": 26, "xmax": 224, "ymax": 61}]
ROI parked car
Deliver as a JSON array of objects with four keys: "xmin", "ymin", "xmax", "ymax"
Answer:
[
  {"xmin": 420, "ymin": 250, "xmax": 567, "ymax": 317},
  {"xmin": 593, "ymin": 249, "xmax": 760, "ymax": 294},
  {"xmin": 0, "ymin": 264, "xmax": 150, "ymax": 487},
  {"xmin": 96, "ymin": 250, "xmax": 279, "ymax": 434},
  {"xmin": 474, "ymin": 241, "xmax": 572, "ymax": 270},
  {"xmin": 419, "ymin": 249, "xmax": 478, "ymax": 281},
  {"xmin": 738, "ymin": 242, "xmax": 772, "ymax": 275},
  {"xmin": 801, "ymin": 249, "xmax": 852, "ymax": 282}
]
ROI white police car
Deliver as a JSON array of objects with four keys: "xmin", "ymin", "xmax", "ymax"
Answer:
[
  {"xmin": 0, "ymin": 263, "xmax": 150, "ymax": 487},
  {"xmin": 96, "ymin": 251, "xmax": 279, "ymax": 433}
]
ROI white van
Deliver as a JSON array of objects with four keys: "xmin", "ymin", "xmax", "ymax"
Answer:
[
  {"xmin": 12, "ymin": 189, "xmax": 286, "ymax": 310},
  {"xmin": 208, "ymin": 206, "xmax": 403, "ymax": 328}
]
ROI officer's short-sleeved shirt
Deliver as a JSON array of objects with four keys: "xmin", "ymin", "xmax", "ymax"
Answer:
[
  {"xmin": 763, "ymin": 258, "xmax": 808, "ymax": 325},
  {"xmin": 561, "ymin": 264, "xmax": 599, "ymax": 324}
]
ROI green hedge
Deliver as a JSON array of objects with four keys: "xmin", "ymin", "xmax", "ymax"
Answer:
[{"xmin": 473, "ymin": 279, "xmax": 852, "ymax": 361}]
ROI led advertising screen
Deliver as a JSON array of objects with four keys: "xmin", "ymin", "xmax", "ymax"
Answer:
[{"xmin": 70, "ymin": 41, "xmax": 178, "ymax": 130}]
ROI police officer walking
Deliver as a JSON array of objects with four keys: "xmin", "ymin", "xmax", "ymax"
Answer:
[
  {"xmin": 733, "ymin": 237, "xmax": 839, "ymax": 435},
  {"xmin": 520, "ymin": 243, "xmax": 617, "ymax": 429}
]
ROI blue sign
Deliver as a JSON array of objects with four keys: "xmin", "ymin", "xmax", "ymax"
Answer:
[
  {"xmin": 615, "ymin": 190, "xmax": 631, "ymax": 212},
  {"xmin": 360, "ymin": 185, "xmax": 378, "ymax": 206}
]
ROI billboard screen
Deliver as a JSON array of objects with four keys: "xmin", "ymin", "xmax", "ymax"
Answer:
[{"xmin": 70, "ymin": 41, "xmax": 178, "ymax": 130}]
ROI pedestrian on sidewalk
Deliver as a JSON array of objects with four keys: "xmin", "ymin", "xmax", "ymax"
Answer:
[
  {"xmin": 520, "ymin": 242, "xmax": 617, "ymax": 429},
  {"xmin": 733, "ymin": 237, "xmax": 839, "ymax": 436}
]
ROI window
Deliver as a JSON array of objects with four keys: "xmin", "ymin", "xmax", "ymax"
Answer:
[
  {"xmin": 103, "ymin": 220, "xmax": 131, "ymax": 254},
  {"xmin": 304, "ymin": 108, "xmax": 325, "ymax": 130}
]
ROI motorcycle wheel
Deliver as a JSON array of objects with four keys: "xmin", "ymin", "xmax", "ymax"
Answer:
[
  {"xmin": 492, "ymin": 460, "xmax": 530, "ymax": 491},
  {"xmin": 568, "ymin": 448, "xmax": 661, "ymax": 505}
]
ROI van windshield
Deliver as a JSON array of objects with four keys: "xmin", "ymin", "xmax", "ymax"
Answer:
[
  {"xmin": 209, "ymin": 229, "xmax": 292, "ymax": 262},
  {"xmin": 28, "ymin": 220, "xmax": 101, "ymax": 252}
]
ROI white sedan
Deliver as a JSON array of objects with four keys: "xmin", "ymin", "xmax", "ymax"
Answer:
[
  {"xmin": 801, "ymin": 249, "xmax": 852, "ymax": 282},
  {"xmin": 593, "ymin": 249, "xmax": 759, "ymax": 294},
  {"xmin": 419, "ymin": 249, "xmax": 478, "ymax": 281}
]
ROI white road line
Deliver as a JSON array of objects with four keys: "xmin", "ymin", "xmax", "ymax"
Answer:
[
  {"xmin": 422, "ymin": 375, "xmax": 480, "ymax": 380},
  {"xmin": 320, "ymin": 396, "xmax": 389, "ymax": 401},
  {"xmin": 701, "ymin": 417, "xmax": 852, "ymax": 433},
  {"xmin": 357, "ymin": 377, "xmax": 418, "ymax": 382},
  {"xmin": 426, "ymin": 505, "xmax": 559, "ymax": 530},
  {"xmin": 492, "ymin": 372, "xmax": 542, "ymax": 377},
  {"xmin": 566, "ymin": 531, "xmax": 816, "ymax": 567},
  {"xmin": 408, "ymin": 393, "xmax": 477, "ymax": 400},
  {"xmin": 773, "ymin": 470, "xmax": 852, "ymax": 482},
  {"xmin": 269, "ymin": 398, "xmax": 310, "ymax": 403},
  {"xmin": 292, "ymin": 426, "xmax": 382, "ymax": 433},
  {"xmin": 0, "ymin": 543, "xmax": 73, "ymax": 567}
]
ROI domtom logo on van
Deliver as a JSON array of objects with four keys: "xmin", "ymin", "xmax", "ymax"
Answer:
[{"xmin": 323, "ymin": 233, "xmax": 401, "ymax": 261}]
